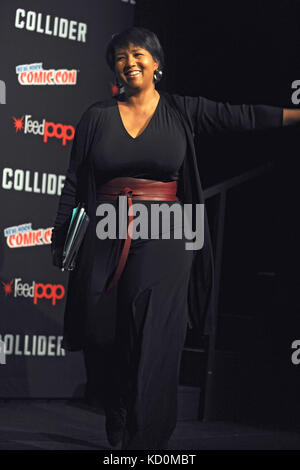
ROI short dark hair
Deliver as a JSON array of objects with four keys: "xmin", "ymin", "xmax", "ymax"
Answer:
[{"xmin": 105, "ymin": 26, "xmax": 165, "ymax": 81}]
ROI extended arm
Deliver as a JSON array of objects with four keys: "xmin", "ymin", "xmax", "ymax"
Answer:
[{"xmin": 182, "ymin": 95, "xmax": 284, "ymax": 135}]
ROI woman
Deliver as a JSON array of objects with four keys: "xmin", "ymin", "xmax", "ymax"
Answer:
[{"xmin": 51, "ymin": 26, "xmax": 300, "ymax": 450}]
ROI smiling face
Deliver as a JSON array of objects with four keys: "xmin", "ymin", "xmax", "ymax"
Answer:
[{"xmin": 114, "ymin": 43, "xmax": 159, "ymax": 92}]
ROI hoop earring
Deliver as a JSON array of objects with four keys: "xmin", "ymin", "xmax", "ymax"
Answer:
[{"xmin": 153, "ymin": 69, "xmax": 163, "ymax": 83}]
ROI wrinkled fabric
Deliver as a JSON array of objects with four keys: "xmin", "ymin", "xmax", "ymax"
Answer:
[{"xmin": 91, "ymin": 200, "xmax": 194, "ymax": 449}]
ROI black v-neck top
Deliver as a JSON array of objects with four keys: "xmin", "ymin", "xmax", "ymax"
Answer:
[{"xmin": 91, "ymin": 95, "xmax": 187, "ymax": 184}]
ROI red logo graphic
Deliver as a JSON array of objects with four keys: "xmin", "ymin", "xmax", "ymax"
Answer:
[
  {"xmin": 44, "ymin": 121, "xmax": 74, "ymax": 146},
  {"xmin": 13, "ymin": 116, "xmax": 24, "ymax": 132},
  {"xmin": 110, "ymin": 81, "xmax": 119, "ymax": 96},
  {"xmin": 33, "ymin": 283, "xmax": 65, "ymax": 305},
  {"xmin": 2, "ymin": 280, "xmax": 13, "ymax": 296}
]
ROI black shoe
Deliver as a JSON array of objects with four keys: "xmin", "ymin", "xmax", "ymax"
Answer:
[{"xmin": 105, "ymin": 408, "xmax": 126, "ymax": 447}]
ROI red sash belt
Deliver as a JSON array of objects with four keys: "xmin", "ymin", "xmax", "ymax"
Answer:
[{"xmin": 96, "ymin": 177, "xmax": 178, "ymax": 292}]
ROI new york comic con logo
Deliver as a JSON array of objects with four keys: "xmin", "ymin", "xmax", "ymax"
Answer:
[
  {"xmin": 4, "ymin": 222, "xmax": 53, "ymax": 248},
  {"xmin": 1, "ymin": 278, "xmax": 65, "ymax": 305},
  {"xmin": 12, "ymin": 113, "xmax": 75, "ymax": 146},
  {"xmin": 16, "ymin": 62, "xmax": 78, "ymax": 85}
]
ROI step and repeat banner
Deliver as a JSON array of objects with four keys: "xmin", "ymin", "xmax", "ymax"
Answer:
[{"xmin": 0, "ymin": 0, "xmax": 135, "ymax": 397}]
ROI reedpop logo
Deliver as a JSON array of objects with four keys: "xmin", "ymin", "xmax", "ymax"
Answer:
[
  {"xmin": 0, "ymin": 80, "xmax": 6, "ymax": 104},
  {"xmin": 2, "ymin": 277, "xmax": 65, "ymax": 305},
  {"xmin": 12, "ymin": 113, "xmax": 75, "ymax": 146}
]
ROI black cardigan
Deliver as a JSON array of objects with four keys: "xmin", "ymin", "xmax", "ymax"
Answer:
[{"xmin": 51, "ymin": 90, "xmax": 283, "ymax": 352}]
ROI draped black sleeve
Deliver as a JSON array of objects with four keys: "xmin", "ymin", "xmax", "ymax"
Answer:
[
  {"xmin": 51, "ymin": 105, "xmax": 100, "ymax": 250},
  {"xmin": 180, "ymin": 95, "xmax": 283, "ymax": 136}
]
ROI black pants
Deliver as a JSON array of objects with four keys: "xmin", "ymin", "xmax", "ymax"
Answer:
[{"xmin": 91, "ymin": 201, "xmax": 194, "ymax": 449}]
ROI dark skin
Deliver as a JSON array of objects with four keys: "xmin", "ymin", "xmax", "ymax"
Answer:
[
  {"xmin": 114, "ymin": 43, "xmax": 300, "ymax": 133},
  {"xmin": 114, "ymin": 43, "xmax": 160, "ymax": 139},
  {"xmin": 282, "ymin": 108, "xmax": 300, "ymax": 126}
]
